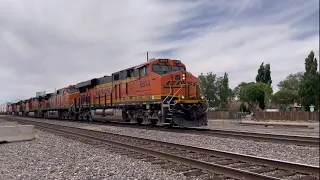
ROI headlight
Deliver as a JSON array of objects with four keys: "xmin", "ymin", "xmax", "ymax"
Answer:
[
  {"xmin": 182, "ymin": 73, "xmax": 186, "ymax": 80},
  {"xmin": 181, "ymin": 95, "xmax": 185, "ymax": 99}
]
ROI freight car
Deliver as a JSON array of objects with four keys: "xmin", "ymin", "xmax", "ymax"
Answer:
[{"xmin": 8, "ymin": 58, "xmax": 208, "ymax": 127}]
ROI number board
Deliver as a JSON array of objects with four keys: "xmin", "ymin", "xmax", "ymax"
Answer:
[{"xmin": 140, "ymin": 80, "xmax": 150, "ymax": 88}]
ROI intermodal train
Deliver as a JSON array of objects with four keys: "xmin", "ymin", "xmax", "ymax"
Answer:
[{"xmin": 7, "ymin": 58, "xmax": 208, "ymax": 127}]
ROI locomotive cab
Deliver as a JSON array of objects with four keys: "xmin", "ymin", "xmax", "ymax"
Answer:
[{"xmin": 141, "ymin": 58, "xmax": 208, "ymax": 127}]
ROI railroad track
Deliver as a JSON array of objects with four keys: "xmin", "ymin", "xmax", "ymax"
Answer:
[
  {"xmin": 182, "ymin": 128, "xmax": 320, "ymax": 147},
  {"xmin": 2, "ymin": 115, "xmax": 319, "ymax": 147},
  {"xmin": 8, "ymin": 118, "xmax": 320, "ymax": 180}
]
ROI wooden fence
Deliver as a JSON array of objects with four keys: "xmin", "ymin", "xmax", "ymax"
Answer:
[
  {"xmin": 207, "ymin": 111, "xmax": 319, "ymax": 121},
  {"xmin": 253, "ymin": 111, "xmax": 319, "ymax": 121},
  {"xmin": 207, "ymin": 111, "xmax": 229, "ymax": 119}
]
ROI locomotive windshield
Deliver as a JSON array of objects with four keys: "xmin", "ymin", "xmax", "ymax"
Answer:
[
  {"xmin": 152, "ymin": 64, "xmax": 186, "ymax": 75},
  {"xmin": 152, "ymin": 64, "xmax": 172, "ymax": 75},
  {"xmin": 173, "ymin": 66, "xmax": 185, "ymax": 72}
]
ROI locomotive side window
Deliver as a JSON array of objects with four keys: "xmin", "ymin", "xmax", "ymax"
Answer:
[
  {"xmin": 139, "ymin": 66, "xmax": 149, "ymax": 77},
  {"xmin": 126, "ymin": 69, "xmax": 134, "ymax": 78},
  {"xmin": 67, "ymin": 88, "xmax": 79, "ymax": 94},
  {"xmin": 139, "ymin": 68, "xmax": 144, "ymax": 76},
  {"xmin": 152, "ymin": 64, "xmax": 172, "ymax": 75},
  {"xmin": 114, "ymin": 73, "xmax": 120, "ymax": 81}
]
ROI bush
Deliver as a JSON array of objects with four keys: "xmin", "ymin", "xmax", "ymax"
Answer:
[{"xmin": 239, "ymin": 102, "xmax": 247, "ymax": 112}]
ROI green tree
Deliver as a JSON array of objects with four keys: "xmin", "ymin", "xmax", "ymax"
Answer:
[
  {"xmin": 256, "ymin": 62, "xmax": 272, "ymax": 85},
  {"xmin": 228, "ymin": 88, "xmax": 235, "ymax": 101},
  {"xmin": 299, "ymin": 51, "xmax": 319, "ymax": 111},
  {"xmin": 255, "ymin": 62, "xmax": 273, "ymax": 108},
  {"xmin": 237, "ymin": 82, "xmax": 272, "ymax": 111},
  {"xmin": 278, "ymin": 72, "xmax": 303, "ymax": 92},
  {"xmin": 256, "ymin": 63, "xmax": 265, "ymax": 83},
  {"xmin": 234, "ymin": 82, "xmax": 254, "ymax": 100},
  {"xmin": 317, "ymin": 72, "xmax": 320, "ymax": 109},
  {"xmin": 198, "ymin": 72, "xmax": 221, "ymax": 107},
  {"xmin": 220, "ymin": 72, "xmax": 229, "ymax": 109},
  {"xmin": 272, "ymin": 90, "xmax": 300, "ymax": 110},
  {"xmin": 199, "ymin": 72, "xmax": 216, "ymax": 107},
  {"xmin": 199, "ymin": 72, "xmax": 232, "ymax": 108}
]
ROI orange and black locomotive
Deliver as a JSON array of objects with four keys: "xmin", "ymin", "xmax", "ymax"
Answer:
[{"xmin": 8, "ymin": 58, "xmax": 208, "ymax": 127}]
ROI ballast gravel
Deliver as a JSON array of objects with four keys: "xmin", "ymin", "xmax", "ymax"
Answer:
[
  {"xmin": 0, "ymin": 118, "xmax": 8, "ymax": 123},
  {"xmin": 0, "ymin": 129, "xmax": 189, "ymax": 180},
  {"xmin": 3, "ymin": 117, "xmax": 320, "ymax": 167}
]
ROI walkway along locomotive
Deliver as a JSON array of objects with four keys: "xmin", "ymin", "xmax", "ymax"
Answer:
[{"xmin": 8, "ymin": 58, "xmax": 208, "ymax": 127}]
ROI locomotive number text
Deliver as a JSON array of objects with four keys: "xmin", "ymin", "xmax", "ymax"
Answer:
[{"xmin": 140, "ymin": 80, "xmax": 150, "ymax": 88}]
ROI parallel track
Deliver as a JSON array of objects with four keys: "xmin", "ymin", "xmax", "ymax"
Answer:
[
  {"xmin": 183, "ymin": 128, "xmax": 320, "ymax": 147},
  {"xmin": 3, "ymin": 115, "xmax": 319, "ymax": 147},
  {"xmin": 8, "ymin": 117, "xmax": 320, "ymax": 180}
]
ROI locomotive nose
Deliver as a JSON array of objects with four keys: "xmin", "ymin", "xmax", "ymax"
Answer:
[{"xmin": 171, "ymin": 70, "xmax": 187, "ymax": 81}]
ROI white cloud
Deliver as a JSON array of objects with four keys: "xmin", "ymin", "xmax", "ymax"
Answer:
[{"xmin": 0, "ymin": 0, "xmax": 319, "ymax": 103}]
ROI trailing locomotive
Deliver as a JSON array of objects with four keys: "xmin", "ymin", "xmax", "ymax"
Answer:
[{"xmin": 8, "ymin": 58, "xmax": 208, "ymax": 127}]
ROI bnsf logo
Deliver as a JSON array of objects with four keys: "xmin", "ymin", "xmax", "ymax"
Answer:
[
  {"xmin": 164, "ymin": 81, "xmax": 198, "ymax": 87},
  {"xmin": 96, "ymin": 88, "xmax": 112, "ymax": 95}
]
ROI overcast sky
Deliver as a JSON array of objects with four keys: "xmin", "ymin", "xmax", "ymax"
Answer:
[{"xmin": 0, "ymin": 0, "xmax": 319, "ymax": 103}]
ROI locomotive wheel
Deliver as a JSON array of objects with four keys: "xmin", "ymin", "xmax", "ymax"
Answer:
[
  {"xmin": 136, "ymin": 118, "xmax": 143, "ymax": 125},
  {"xmin": 163, "ymin": 124, "xmax": 174, "ymax": 128},
  {"xmin": 87, "ymin": 115, "xmax": 93, "ymax": 121},
  {"xmin": 150, "ymin": 119, "xmax": 158, "ymax": 126}
]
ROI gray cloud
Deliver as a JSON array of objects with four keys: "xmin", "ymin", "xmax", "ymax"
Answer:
[{"xmin": 0, "ymin": 0, "xmax": 319, "ymax": 103}]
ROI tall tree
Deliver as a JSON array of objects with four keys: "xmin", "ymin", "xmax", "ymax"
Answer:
[
  {"xmin": 220, "ymin": 72, "xmax": 229, "ymax": 109},
  {"xmin": 255, "ymin": 62, "xmax": 273, "ymax": 108},
  {"xmin": 256, "ymin": 63, "xmax": 265, "ymax": 83},
  {"xmin": 264, "ymin": 63, "xmax": 272, "ymax": 85},
  {"xmin": 299, "ymin": 51, "xmax": 319, "ymax": 111},
  {"xmin": 278, "ymin": 72, "xmax": 304, "ymax": 92},
  {"xmin": 256, "ymin": 62, "xmax": 272, "ymax": 85}
]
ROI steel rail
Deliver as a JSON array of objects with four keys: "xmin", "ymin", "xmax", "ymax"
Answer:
[{"xmin": 185, "ymin": 128, "xmax": 320, "ymax": 147}]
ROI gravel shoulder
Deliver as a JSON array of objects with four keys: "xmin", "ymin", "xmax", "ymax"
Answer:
[
  {"xmin": 206, "ymin": 120, "xmax": 320, "ymax": 137},
  {"xmin": 5, "ymin": 117, "xmax": 319, "ymax": 167},
  {"xmin": 0, "ymin": 118, "xmax": 9, "ymax": 123},
  {"xmin": 0, "ymin": 129, "xmax": 189, "ymax": 180}
]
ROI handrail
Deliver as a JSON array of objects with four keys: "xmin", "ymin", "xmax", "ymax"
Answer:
[
  {"xmin": 162, "ymin": 85, "xmax": 172, "ymax": 104},
  {"xmin": 69, "ymin": 102, "xmax": 74, "ymax": 109},
  {"xmin": 169, "ymin": 84, "xmax": 183, "ymax": 103},
  {"xmin": 168, "ymin": 84, "xmax": 183, "ymax": 112},
  {"xmin": 203, "ymin": 96, "xmax": 210, "ymax": 113}
]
